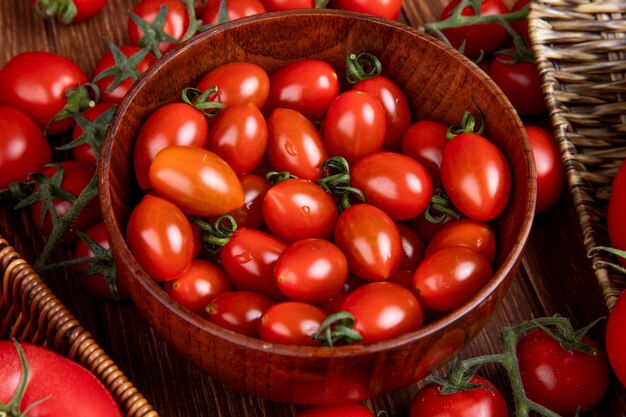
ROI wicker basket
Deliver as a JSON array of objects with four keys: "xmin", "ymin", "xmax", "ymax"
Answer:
[
  {"xmin": 528, "ymin": 0, "xmax": 626, "ymax": 311},
  {"xmin": 0, "ymin": 236, "xmax": 160, "ymax": 417}
]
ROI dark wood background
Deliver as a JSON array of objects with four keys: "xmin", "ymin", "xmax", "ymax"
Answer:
[{"xmin": 1, "ymin": 0, "xmax": 625, "ymax": 415}]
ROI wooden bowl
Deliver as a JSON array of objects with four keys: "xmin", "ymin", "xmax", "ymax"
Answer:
[{"xmin": 100, "ymin": 10, "xmax": 536, "ymax": 405}]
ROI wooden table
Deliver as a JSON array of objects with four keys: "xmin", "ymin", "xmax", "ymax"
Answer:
[{"xmin": 1, "ymin": 0, "xmax": 625, "ymax": 416}]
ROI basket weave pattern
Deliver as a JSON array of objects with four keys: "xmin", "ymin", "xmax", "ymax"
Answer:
[
  {"xmin": 529, "ymin": 0, "xmax": 626, "ymax": 310},
  {"xmin": 0, "ymin": 236, "xmax": 159, "ymax": 417}
]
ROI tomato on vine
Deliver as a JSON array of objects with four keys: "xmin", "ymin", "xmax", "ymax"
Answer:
[
  {"xmin": 127, "ymin": 0, "xmax": 189, "ymax": 57},
  {"xmin": 201, "ymin": 0, "xmax": 266, "ymax": 24},
  {"xmin": 33, "ymin": 0, "xmax": 108, "ymax": 23}
]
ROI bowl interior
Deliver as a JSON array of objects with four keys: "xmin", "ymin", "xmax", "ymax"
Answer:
[{"xmin": 100, "ymin": 9, "xmax": 536, "ymax": 403}]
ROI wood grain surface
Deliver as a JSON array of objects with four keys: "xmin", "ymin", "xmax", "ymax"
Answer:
[{"xmin": 1, "ymin": 0, "xmax": 625, "ymax": 416}]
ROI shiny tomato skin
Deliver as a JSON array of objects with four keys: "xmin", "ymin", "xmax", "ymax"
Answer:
[
  {"xmin": 329, "ymin": 0, "xmax": 402, "ymax": 20},
  {"xmin": 206, "ymin": 291, "xmax": 274, "ymax": 337},
  {"xmin": 607, "ymin": 160, "xmax": 626, "ymax": 267},
  {"xmin": 295, "ymin": 404, "xmax": 375, "ymax": 417},
  {"xmin": 70, "ymin": 102, "xmax": 116, "ymax": 166},
  {"xmin": 275, "ymin": 238, "xmax": 348, "ymax": 304},
  {"xmin": 441, "ymin": 133, "xmax": 511, "ymax": 221},
  {"xmin": 525, "ymin": 125, "xmax": 564, "ymax": 213},
  {"xmin": 397, "ymin": 222, "xmax": 426, "ymax": 270},
  {"xmin": 196, "ymin": 61, "xmax": 270, "ymax": 109},
  {"xmin": 334, "ymin": 204, "xmax": 402, "ymax": 281},
  {"xmin": 33, "ymin": 0, "xmax": 108, "ymax": 22},
  {"xmin": 0, "ymin": 51, "xmax": 89, "ymax": 134},
  {"xmin": 351, "ymin": 152, "xmax": 434, "ymax": 220},
  {"xmin": 340, "ymin": 282, "xmax": 423, "ymax": 344},
  {"xmin": 264, "ymin": 59, "xmax": 340, "ymax": 120},
  {"xmin": 127, "ymin": 0, "xmax": 189, "ymax": 55},
  {"xmin": 261, "ymin": 0, "xmax": 313, "ymax": 11},
  {"xmin": 31, "ymin": 161, "xmax": 102, "ymax": 244},
  {"xmin": 351, "ymin": 75, "xmax": 411, "ymax": 151},
  {"xmin": 126, "ymin": 194, "xmax": 194, "ymax": 282},
  {"xmin": 412, "ymin": 246, "xmax": 492, "ymax": 312},
  {"xmin": 208, "ymin": 103, "xmax": 267, "ymax": 174},
  {"xmin": 219, "ymin": 227, "xmax": 286, "ymax": 300},
  {"xmin": 0, "ymin": 107, "xmax": 51, "ymax": 189},
  {"xmin": 517, "ymin": 328, "xmax": 610, "ymax": 416},
  {"xmin": 149, "ymin": 145, "xmax": 244, "ymax": 217},
  {"xmin": 263, "ymin": 179, "xmax": 338, "ymax": 243},
  {"xmin": 488, "ymin": 51, "xmax": 546, "ymax": 116},
  {"xmin": 0, "ymin": 341, "xmax": 122, "ymax": 417},
  {"xmin": 201, "ymin": 0, "xmax": 266, "ymax": 24},
  {"xmin": 324, "ymin": 90, "xmax": 386, "ymax": 164},
  {"xmin": 606, "ymin": 291, "xmax": 626, "ymax": 386},
  {"xmin": 225, "ymin": 173, "xmax": 270, "ymax": 229},
  {"xmin": 133, "ymin": 102, "xmax": 209, "ymax": 189},
  {"xmin": 425, "ymin": 219, "xmax": 497, "ymax": 262},
  {"xmin": 93, "ymin": 45, "xmax": 157, "ymax": 104},
  {"xmin": 73, "ymin": 222, "xmax": 128, "ymax": 301},
  {"xmin": 401, "ymin": 119, "xmax": 449, "ymax": 187},
  {"xmin": 267, "ymin": 108, "xmax": 329, "ymax": 180},
  {"xmin": 440, "ymin": 0, "xmax": 510, "ymax": 58},
  {"xmin": 409, "ymin": 375, "xmax": 508, "ymax": 417},
  {"xmin": 164, "ymin": 259, "xmax": 232, "ymax": 316},
  {"xmin": 257, "ymin": 301, "xmax": 325, "ymax": 346}
]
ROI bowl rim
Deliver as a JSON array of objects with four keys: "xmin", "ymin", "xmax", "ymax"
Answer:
[{"xmin": 100, "ymin": 8, "xmax": 537, "ymax": 359}]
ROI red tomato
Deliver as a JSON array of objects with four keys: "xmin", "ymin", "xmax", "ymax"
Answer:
[
  {"xmin": 425, "ymin": 219, "xmax": 497, "ymax": 262},
  {"xmin": 488, "ymin": 50, "xmax": 546, "ymax": 116},
  {"xmin": 163, "ymin": 259, "xmax": 232, "ymax": 315},
  {"xmin": 127, "ymin": 0, "xmax": 189, "ymax": 56},
  {"xmin": 607, "ymin": 160, "xmax": 626, "ymax": 267},
  {"xmin": 295, "ymin": 404, "xmax": 375, "ymax": 417},
  {"xmin": 196, "ymin": 61, "xmax": 270, "ymax": 109},
  {"xmin": 517, "ymin": 328, "xmax": 610, "ymax": 416},
  {"xmin": 401, "ymin": 119, "xmax": 449, "ymax": 187},
  {"xmin": 351, "ymin": 152, "xmax": 434, "ymax": 220},
  {"xmin": 73, "ymin": 222, "xmax": 128, "ymax": 301},
  {"xmin": 219, "ymin": 227, "xmax": 286, "ymax": 300},
  {"xmin": 202, "ymin": 0, "xmax": 266, "ymax": 24},
  {"xmin": 440, "ymin": 0, "xmax": 510, "ymax": 58},
  {"xmin": 261, "ymin": 0, "xmax": 313, "ymax": 11},
  {"xmin": 133, "ymin": 102, "xmax": 209, "ymax": 189},
  {"xmin": 324, "ymin": 90, "xmax": 386, "ymax": 164},
  {"xmin": 30, "ymin": 161, "xmax": 102, "ymax": 244},
  {"xmin": 0, "ymin": 341, "xmax": 122, "ymax": 417},
  {"xmin": 0, "ymin": 51, "xmax": 89, "ymax": 134},
  {"xmin": 263, "ymin": 178, "xmax": 338, "ymax": 243},
  {"xmin": 33, "ymin": 0, "xmax": 108, "ymax": 23},
  {"xmin": 409, "ymin": 375, "xmax": 508, "ymax": 417},
  {"xmin": 0, "ymin": 107, "xmax": 51, "ymax": 189},
  {"xmin": 267, "ymin": 108, "xmax": 329, "ymax": 180},
  {"xmin": 225, "ymin": 173, "xmax": 270, "ymax": 229},
  {"xmin": 606, "ymin": 291, "xmax": 626, "ymax": 386},
  {"xmin": 397, "ymin": 222, "xmax": 426, "ymax": 270},
  {"xmin": 275, "ymin": 238, "xmax": 348, "ymax": 304},
  {"xmin": 208, "ymin": 103, "xmax": 268, "ymax": 174},
  {"xmin": 340, "ymin": 282, "xmax": 423, "ymax": 344},
  {"xmin": 441, "ymin": 133, "xmax": 511, "ymax": 221},
  {"xmin": 206, "ymin": 291, "xmax": 274, "ymax": 337},
  {"xmin": 149, "ymin": 145, "xmax": 244, "ymax": 217},
  {"xmin": 329, "ymin": 0, "xmax": 402, "ymax": 20},
  {"xmin": 126, "ymin": 194, "xmax": 195, "ymax": 282},
  {"xmin": 93, "ymin": 45, "xmax": 157, "ymax": 104},
  {"xmin": 351, "ymin": 75, "xmax": 411, "ymax": 151},
  {"xmin": 264, "ymin": 59, "xmax": 340, "ymax": 120},
  {"xmin": 70, "ymin": 102, "xmax": 116, "ymax": 166},
  {"xmin": 257, "ymin": 301, "xmax": 326, "ymax": 346},
  {"xmin": 334, "ymin": 204, "xmax": 402, "ymax": 281},
  {"xmin": 525, "ymin": 125, "xmax": 564, "ymax": 213},
  {"xmin": 412, "ymin": 246, "xmax": 492, "ymax": 312}
]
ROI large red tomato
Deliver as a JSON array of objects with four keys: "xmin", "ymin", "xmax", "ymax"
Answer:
[
  {"xmin": 0, "ymin": 51, "xmax": 90, "ymax": 134},
  {"xmin": 257, "ymin": 301, "xmax": 326, "ymax": 346},
  {"xmin": 0, "ymin": 107, "xmax": 51, "ymax": 190},
  {"xmin": 425, "ymin": 218, "xmax": 497, "ymax": 262},
  {"xmin": 608, "ymin": 159, "xmax": 626, "ymax": 267},
  {"xmin": 409, "ymin": 375, "xmax": 508, "ymax": 417},
  {"xmin": 525, "ymin": 125, "xmax": 564, "ymax": 213},
  {"xmin": 0, "ymin": 341, "xmax": 122, "ymax": 417}
]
